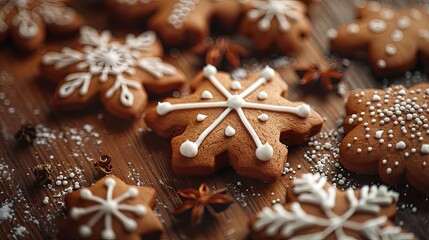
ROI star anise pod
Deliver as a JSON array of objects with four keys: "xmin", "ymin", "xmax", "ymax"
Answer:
[
  {"xmin": 173, "ymin": 183, "xmax": 234, "ymax": 225},
  {"xmin": 15, "ymin": 123, "xmax": 37, "ymax": 144},
  {"xmin": 94, "ymin": 155, "xmax": 113, "ymax": 175},
  {"xmin": 193, "ymin": 36, "xmax": 251, "ymax": 70},
  {"xmin": 296, "ymin": 63, "xmax": 346, "ymax": 91},
  {"xmin": 34, "ymin": 163, "xmax": 53, "ymax": 186}
]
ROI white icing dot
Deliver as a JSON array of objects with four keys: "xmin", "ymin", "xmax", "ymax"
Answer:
[
  {"xmin": 203, "ymin": 64, "xmax": 217, "ymax": 77},
  {"xmin": 396, "ymin": 16, "xmax": 411, "ymax": 29},
  {"xmin": 196, "ymin": 114, "xmax": 207, "ymax": 122},
  {"xmin": 260, "ymin": 66, "xmax": 275, "ymax": 80},
  {"xmin": 410, "ymin": 9, "xmax": 422, "ymax": 20},
  {"xmin": 385, "ymin": 44, "xmax": 397, "ymax": 56},
  {"xmin": 421, "ymin": 144, "xmax": 429, "ymax": 154},
  {"xmin": 180, "ymin": 140, "xmax": 198, "ymax": 158},
  {"xmin": 258, "ymin": 91, "xmax": 268, "ymax": 100},
  {"xmin": 386, "ymin": 168, "xmax": 392, "ymax": 174},
  {"xmin": 231, "ymin": 81, "xmax": 242, "ymax": 90},
  {"xmin": 101, "ymin": 229, "xmax": 116, "ymax": 239},
  {"xmin": 368, "ymin": 1, "xmax": 381, "ymax": 11},
  {"xmin": 346, "ymin": 23, "xmax": 360, "ymax": 35},
  {"xmin": 201, "ymin": 90, "xmax": 213, "ymax": 99},
  {"xmin": 426, "ymin": 88, "xmax": 429, "ymax": 95},
  {"xmin": 256, "ymin": 143, "xmax": 273, "ymax": 161},
  {"xmin": 398, "ymin": 89, "xmax": 406, "ymax": 95},
  {"xmin": 296, "ymin": 104, "xmax": 311, "ymax": 118},
  {"xmin": 369, "ymin": 19, "xmax": 387, "ymax": 33},
  {"xmin": 372, "ymin": 94, "xmax": 381, "ymax": 102},
  {"xmin": 225, "ymin": 126, "xmax": 236, "ymax": 137},
  {"xmin": 419, "ymin": 29, "xmax": 429, "ymax": 41},
  {"xmin": 80, "ymin": 189, "xmax": 92, "ymax": 199},
  {"xmin": 79, "ymin": 225, "xmax": 92, "ymax": 238},
  {"xmin": 156, "ymin": 102, "xmax": 172, "ymax": 115},
  {"xmin": 391, "ymin": 30, "xmax": 403, "ymax": 42},
  {"xmin": 377, "ymin": 59, "xmax": 387, "ymax": 69},
  {"xmin": 375, "ymin": 130, "xmax": 384, "ymax": 139},
  {"xmin": 258, "ymin": 114, "xmax": 269, "ymax": 122},
  {"xmin": 380, "ymin": 9, "xmax": 394, "ymax": 20},
  {"xmin": 326, "ymin": 28, "xmax": 338, "ymax": 39},
  {"xmin": 396, "ymin": 141, "xmax": 406, "ymax": 150},
  {"xmin": 104, "ymin": 178, "xmax": 116, "ymax": 187},
  {"xmin": 134, "ymin": 204, "xmax": 147, "ymax": 215},
  {"xmin": 128, "ymin": 187, "xmax": 138, "ymax": 197}
]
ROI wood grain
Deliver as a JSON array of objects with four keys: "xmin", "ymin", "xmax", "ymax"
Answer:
[{"xmin": 0, "ymin": 0, "xmax": 428, "ymax": 239}]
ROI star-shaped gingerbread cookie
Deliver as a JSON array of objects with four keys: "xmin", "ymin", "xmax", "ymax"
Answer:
[
  {"xmin": 249, "ymin": 173, "xmax": 415, "ymax": 240},
  {"xmin": 0, "ymin": 0, "xmax": 83, "ymax": 52},
  {"xmin": 145, "ymin": 65, "xmax": 323, "ymax": 182},
  {"xmin": 341, "ymin": 84, "xmax": 429, "ymax": 195},
  {"xmin": 58, "ymin": 175, "xmax": 163, "ymax": 240},
  {"xmin": 107, "ymin": 0, "xmax": 244, "ymax": 48},
  {"xmin": 41, "ymin": 26, "xmax": 186, "ymax": 120},
  {"xmin": 240, "ymin": 0, "xmax": 312, "ymax": 54},
  {"xmin": 328, "ymin": 1, "xmax": 429, "ymax": 77}
]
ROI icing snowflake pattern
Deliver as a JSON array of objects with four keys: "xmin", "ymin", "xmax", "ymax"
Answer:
[
  {"xmin": 70, "ymin": 177, "xmax": 147, "ymax": 239},
  {"xmin": 0, "ymin": 0, "xmax": 81, "ymax": 49},
  {"xmin": 247, "ymin": 0, "xmax": 306, "ymax": 32},
  {"xmin": 253, "ymin": 174, "xmax": 415, "ymax": 240},
  {"xmin": 42, "ymin": 26, "xmax": 177, "ymax": 108},
  {"xmin": 156, "ymin": 65, "xmax": 311, "ymax": 161}
]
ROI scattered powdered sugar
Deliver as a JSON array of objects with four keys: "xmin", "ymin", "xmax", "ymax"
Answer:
[{"xmin": 0, "ymin": 202, "xmax": 14, "ymax": 221}]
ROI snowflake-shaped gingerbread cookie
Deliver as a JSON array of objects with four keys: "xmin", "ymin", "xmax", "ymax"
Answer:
[
  {"xmin": 41, "ymin": 26, "xmax": 186, "ymax": 120},
  {"xmin": 240, "ymin": 0, "xmax": 312, "ymax": 54},
  {"xmin": 341, "ymin": 84, "xmax": 429, "ymax": 195},
  {"xmin": 146, "ymin": 65, "xmax": 323, "ymax": 182},
  {"xmin": 328, "ymin": 1, "xmax": 429, "ymax": 77},
  {"xmin": 250, "ymin": 173, "xmax": 415, "ymax": 239},
  {"xmin": 59, "ymin": 175, "xmax": 163, "ymax": 240},
  {"xmin": 107, "ymin": 0, "xmax": 244, "ymax": 47},
  {"xmin": 0, "ymin": 0, "xmax": 83, "ymax": 51}
]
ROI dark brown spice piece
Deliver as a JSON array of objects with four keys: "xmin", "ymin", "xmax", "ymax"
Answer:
[
  {"xmin": 296, "ymin": 63, "xmax": 346, "ymax": 91},
  {"xmin": 15, "ymin": 124, "xmax": 37, "ymax": 144},
  {"xmin": 173, "ymin": 183, "xmax": 234, "ymax": 225},
  {"xmin": 34, "ymin": 163, "xmax": 53, "ymax": 186},
  {"xmin": 94, "ymin": 155, "xmax": 113, "ymax": 174}
]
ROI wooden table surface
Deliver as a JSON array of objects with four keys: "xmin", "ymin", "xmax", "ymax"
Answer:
[{"xmin": 1, "ymin": 0, "xmax": 428, "ymax": 239}]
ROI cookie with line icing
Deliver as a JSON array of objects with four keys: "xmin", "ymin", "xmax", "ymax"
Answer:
[
  {"xmin": 240, "ymin": 0, "xmax": 312, "ymax": 54},
  {"xmin": 107, "ymin": 0, "xmax": 244, "ymax": 48},
  {"xmin": 59, "ymin": 175, "xmax": 163, "ymax": 240},
  {"xmin": 249, "ymin": 173, "xmax": 415, "ymax": 240},
  {"xmin": 41, "ymin": 26, "xmax": 186, "ymax": 120},
  {"xmin": 145, "ymin": 65, "xmax": 323, "ymax": 182},
  {"xmin": 0, "ymin": 0, "xmax": 83, "ymax": 52},
  {"xmin": 328, "ymin": 1, "xmax": 429, "ymax": 77},
  {"xmin": 341, "ymin": 84, "xmax": 429, "ymax": 195}
]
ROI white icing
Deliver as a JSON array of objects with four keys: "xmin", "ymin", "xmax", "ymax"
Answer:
[
  {"xmin": 396, "ymin": 141, "xmax": 406, "ymax": 150},
  {"xmin": 426, "ymin": 88, "xmax": 429, "ymax": 95},
  {"xmin": 71, "ymin": 177, "xmax": 147, "ymax": 239},
  {"xmin": 196, "ymin": 114, "xmax": 207, "ymax": 121},
  {"xmin": 398, "ymin": 89, "xmax": 406, "ymax": 95},
  {"xmin": 247, "ymin": 0, "xmax": 305, "ymax": 32},
  {"xmin": 385, "ymin": 44, "xmax": 397, "ymax": 56},
  {"xmin": 391, "ymin": 30, "xmax": 403, "ymax": 42},
  {"xmin": 230, "ymin": 81, "xmax": 242, "ymax": 90},
  {"xmin": 419, "ymin": 29, "xmax": 429, "ymax": 41},
  {"xmin": 396, "ymin": 16, "xmax": 411, "ymax": 30},
  {"xmin": 421, "ymin": 144, "xmax": 429, "ymax": 154},
  {"xmin": 253, "ymin": 174, "xmax": 413, "ymax": 239},
  {"xmin": 368, "ymin": 19, "xmax": 387, "ymax": 33},
  {"xmin": 225, "ymin": 125, "xmax": 236, "ymax": 137},
  {"xmin": 258, "ymin": 113, "xmax": 269, "ymax": 122},
  {"xmin": 43, "ymin": 27, "xmax": 176, "ymax": 108},
  {"xmin": 157, "ymin": 65, "xmax": 310, "ymax": 161},
  {"xmin": 258, "ymin": 91, "xmax": 268, "ymax": 100},
  {"xmin": 375, "ymin": 130, "xmax": 384, "ymax": 139},
  {"xmin": 380, "ymin": 9, "xmax": 394, "ymax": 20},
  {"xmin": 346, "ymin": 23, "xmax": 360, "ymax": 35},
  {"xmin": 168, "ymin": 0, "xmax": 198, "ymax": 29},
  {"xmin": 372, "ymin": 94, "xmax": 381, "ymax": 102},
  {"xmin": 410, "ymin": 9, "xmax": 422, "ymax": 20},
  {"xmin": 377, "ymin": 59, "xmax": 386, "ymax": 69},
  {"xmin": 326, "ymin": 28, "xmax": 338, "ymax": 39},
  {"xmin": 201, "ymin": 90, "xmax": 213, "ymax": 99}
]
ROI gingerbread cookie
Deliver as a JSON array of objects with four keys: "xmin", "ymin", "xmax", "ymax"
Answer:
[
  {"xmin": 41, "ymin": 26, "xmax": 186, "ymax": 120},
  {"xmin": 341, "ymin": 84, "xmax": 429, "ymax": 195},
  {"xmin": 145, "ymin": 65, "xmax": 323, "ymax": 182},
  {"xmin": 328, "ymin": 1, "xmax": 429, "ymax": 77},
  {"xmin": 107, "ymin": 0, "xmax": 244, "ymax": 47},
  {"xmin": 249, "ymin": 173, "xmax": 415, "ymax": 240},
  {"xmin": 0, "ymin": 0, "xmax": 83, "ymax": 52},
  {"xmin": 59, "ymin": 175, "xmax": 163, "ymax": 240},
  {"xmin": 240, "ymin": 0, "xmax": 312, "ymax": 54}
]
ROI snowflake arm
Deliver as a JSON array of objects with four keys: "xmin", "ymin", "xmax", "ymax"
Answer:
[
  {"xmin": 138, "ymin": 57, "xmax": 178, "ymax": 79},
  {"xmin": 105, "ymin": 75, "xmax": 142, "ymax": 107},
  {"xmin": 126, "ymin": 31, "xmax": 156, "ymax": 50},
  {"xmin": 59, "ymin": 72, "xmax": 92, "ymax": 98},
  {"xmin": 42, "ymin": 47, "xmax": 84, "ymax": 70},
  {"xmin": 80, "ymin": 26, "xmax": 111, "ymax": 47}
]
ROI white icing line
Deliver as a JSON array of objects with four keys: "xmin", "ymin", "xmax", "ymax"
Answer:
[{"xmin": 243, "ymin": 102, "xmax": 310, "ymax": 118}]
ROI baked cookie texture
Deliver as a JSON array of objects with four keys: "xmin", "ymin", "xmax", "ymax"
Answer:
[
  {"xmin": 0, "ymin": 0, "xmax": 83, "ymax": 51},
  {"xmin": 146, "ymin": 65, "xmax": 323, "ymax": 182},
  {"xmin": 240, "ymin": 0, "xmax": 312, "ymax": 54},
  {"xmin": 107, "ymin": 0, "xmax": 244, "ymax": 47},
  {"xmin": 41, "ymin": 26, "xmax": 186, "ymax": 120},
  {"xmin": 341, "ymin": 84, "xmax": 429, "ymax": 195},
  {"xmin": 249, "ymin": 174, "xmax": 415, "ymax": 240},
  {"xmin": 59, "ymin": 175, "xmax": 163, "ymax": 240},
  {"xmin": 328, "ymin": 1, "xmax": 429, "ymax": 77}
]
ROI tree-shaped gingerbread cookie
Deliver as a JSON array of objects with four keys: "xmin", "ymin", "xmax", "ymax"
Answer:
[
  {"xmin": 146, "ymin": 65, "xmax": 323, "ymax": 182},
  {"xmin": 341, "ymin": 84, "xmax": 429, "ymax": 195}
]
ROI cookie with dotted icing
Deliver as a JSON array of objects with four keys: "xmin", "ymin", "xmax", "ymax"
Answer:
[
  {"xmin": 58, "ymin": 175, "xmax": 163, "ymax": 240},
  {"xmin": 145, "ymin": 65, "xmax": 323, "ymax": 182},
  {"xmin": 341, "ymin": 84, "xmax": 429, "ymax": 194},
  {"xmin": 328, "ymin": 1, "xmax": 429, "ymax": 77},
  {"xmin": 249, "ymin": 173, "xmax": 415, "ymax": 240},
  {"xmin": 240, "ymin": 0, "xmax": 312, "ymax": 54},
  {"xmin": 107, "ymin": 0, "xmax": 244, "ymax": 48},
  {"xmin": 41, "ymin": 26, "xmax": 186, "ymax": 120},
  {"xmin": 0, "ymin": 0, "xmax": 83, "ymax": 52}
]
